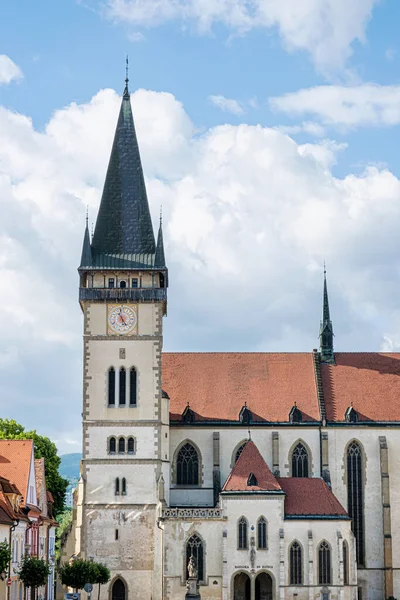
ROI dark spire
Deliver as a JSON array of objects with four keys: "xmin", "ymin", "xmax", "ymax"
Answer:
[
  {"xmin": 154, "ymin": 208, "xmax": 166, "ymax": 268},
  {"xmin": 79, "ymin": 212, "xmax": 92, "ymax": 268},
  {"xmin": 319, "ymin": 264, "xmax": 334, "ymax": 363},
  {"xmin": 91, "ymin": 63, "xmax": 156, "ymax": 258}
]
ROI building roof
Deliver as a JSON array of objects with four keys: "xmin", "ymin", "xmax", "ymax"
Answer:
[
  {"xmin": 163, "ymin": 352, "xmax": 320, "ymax": 423},
  {"xmin": 222, "ymin": 441, "xmax": 282, "ymax": 492},
  {"xmin": 154, "ymin": 218, "xmax": 166, "ymax": 269},
  {"xmin": 0, "ymin": 440, "xmax": 33, "ymax": 503},
  {"xmin": 277, "ymin": 477, "xmax": 348, "ymax": 518}
]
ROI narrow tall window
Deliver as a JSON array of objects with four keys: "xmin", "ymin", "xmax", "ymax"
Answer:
[
  {"xmin": 343, "ymin": 541, "xmax": 349, "ymax": 585},
  {"xmin": 115, "ymin": 478, "xmax": 120, "ymax": 495},
  {"xmin": 132, "ymin": 278, "xmax": 138, "ymax": 288},
  {"xmin": 186, "ymin": 534, "xmax": 204, "ymax": 582},
  {"xmin": 119, "ymin": 368, "xmax": 126, "ymax": 406},
  {"xmin": 108, "ymin": 368, "xmax": 116, "ymax": 406},
  {"xmin": 290, "ymin": 541, "xmax": 302, "ymax": 584},
  {"xmin": 318, "ymin": 541, "xmax": 331, "ymax": 585},
  {"xmin": 291, "ymin": 442, "xmax": 309, "ymax": 477},
  {"xmin": 238, "ymin": 517, "xmax": 248, "ymax": 549},
  {"xmin": 347, "ymin": 441, "xmax": 364, "ymax": 565},
  {"xmin": 127, "ymin": 437, "xmax": 135, "ymax": 454},
  {"xmin": 109, "ymin": 437, "xmax": 116, "ymax": 453},
  {"xmin": 257, "ymin": 517, "xmax": 267, "ymax": 549},
  {"xmin": 130, "ymin": 368, "xmax": 137, "ymax": 406},
  {"xmin": 108, "ymin": 278, "xmax": 115, "ymax": 289},
  {"xmin": 122, "ymin": 478, "xmax": 126, "ymax": 495},
  {"xmin": 176, "ymin": 443, "xmax": 199, "ymax": 485},
  {"xmin": 118, "ymin": 438, "xmax": 125, "ymax": 454}
]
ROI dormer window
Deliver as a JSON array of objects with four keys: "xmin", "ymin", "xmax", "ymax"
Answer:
[
  {"xmin": 345, "ymin": 406, "xmax": 358, "ymax": 423},
  {"xmin": 247, "ymin": 473, "xmax": 258, "ymax": 486},
  {"xmin": 289, "ymin": 405, "xmax": 302, "ymax": 423},
  {"xmin": 132, "ymin": 278, "xmax": 138, "ymax": 288},
  {"xmin": 108, "ymin": 278, "xmax": 115, "ymax": 289},
  {"xmin": 182, "ymin": 404, "xmax": 195, "ymax": 423},
  {"xmin": 239, "ymin": 404, "xmax": 252, "ymax": 425}
]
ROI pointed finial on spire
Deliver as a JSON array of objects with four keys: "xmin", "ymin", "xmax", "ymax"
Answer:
[
  {"xmin": 123, "ymin": 55, "xmax": 130, "ymax": 99},
  {"xmin": 248, "ymin": 429, "xmax": 252, "ymax": 441},
  {"xmin": 160, "ymin": 205, "xmax": 163, "ymax": 226},
  {"xmin": 86, "ymin": 206, "xmax": 89, "ymax": 228},
  {"xmin": 319, "ymin": 262, "xmax": 334, "ymax": 363},
  {"xmin": 91, "ymin": 222, "xmax": 94, "ymax": 241}
]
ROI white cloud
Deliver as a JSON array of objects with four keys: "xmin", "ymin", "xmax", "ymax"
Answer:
[
  {"xmin": 270, "ymin": 83, "xmax": 400, "ymax": 129},
  {"xmin": 209, "ymin": 95, "xmax": 244, "ymax": 115},
  {"xmin": 0, "ymin": 55, "xmax": 23, "ymax": 85},
  {"xmin": 106, "ymin": 0, "xmax": 379, "ymax": 73},
  {"xmin": 2, "ymin": 87, "xmax": 400, "ymax": 451},
  {"xmin": 275, "ymin": 121, "xmax": 326, "ymax": 137}
]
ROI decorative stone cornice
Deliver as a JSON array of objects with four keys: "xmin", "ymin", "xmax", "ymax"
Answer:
[{"xmin": 162, "ymin": 507, "xmax": 223, "ymax": 519}]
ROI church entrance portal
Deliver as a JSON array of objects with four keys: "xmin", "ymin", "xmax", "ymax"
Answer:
[
  {"xmin": 255, "ymin": 572, "xmax": 273, "ymax": 600},
  {"xmin": 233, "ymin": 572, "xmax": 251, "ymax": 600},
  {"xmin": 111, "ymin": 578, "xmax": 126, "ymax": 600}
]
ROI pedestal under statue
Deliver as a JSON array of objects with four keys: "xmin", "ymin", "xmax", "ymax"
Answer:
[{"xmin": 186, "ymin": 555, "xmax": 201, "ymax": 599}]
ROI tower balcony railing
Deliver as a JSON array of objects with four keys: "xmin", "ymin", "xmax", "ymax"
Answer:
[{"xmin": 79, "ymin": 287, "xmax": 167, "ymax": 303}]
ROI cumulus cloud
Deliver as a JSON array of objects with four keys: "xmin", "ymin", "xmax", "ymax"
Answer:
[
  {"xmin": 209, "ymin": 95, "xmax": 244, "ymax": 115},
  {"xmin": 105, "ymin": 0, "xmax": 379, "ymax": 73},
  {"xmin": 1, "ymin": 87, "xmax": 400, "ymax": 451},
  {"xmin": 0, "ymin": 55, "xmax": 23, "ymax": 85},
  {"xmin": 270, "ymin": 83, "xmax": 400, "ymax": 129}
]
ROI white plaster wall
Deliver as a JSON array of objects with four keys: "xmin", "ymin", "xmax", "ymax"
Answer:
[
  {"xmin": 86, "ymin": 425, "xmax": 157, "ymax": 460},
  {"xmin": 87, "ymin": 302, "xmax": 158, "ymax": 336},
  {"xmin": 85, "ymin": 463, "xmax": 158, "ymax": 504}
]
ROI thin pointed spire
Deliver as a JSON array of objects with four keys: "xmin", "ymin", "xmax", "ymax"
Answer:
[
  {"xmin": 319, "ymin": 264, "xmax": 334, "ymax": 363},
  {"xmin": 155, "ymin": 207, "xmax": 166, "ymax": 268},
  {"xmin": 80, "ymin": 212, "xmax": 92, "ymax": 268},
  {"xmin": 123, "ymin": 55, "xmax": 129, "ymax": 99}
]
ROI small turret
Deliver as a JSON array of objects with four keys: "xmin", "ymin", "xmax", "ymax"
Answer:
[{"xmin": 319, "ymin": 266, "xmax": 334, "ymax": 363}]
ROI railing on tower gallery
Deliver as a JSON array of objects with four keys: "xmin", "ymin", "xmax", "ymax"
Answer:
[{"xmin": 79, "ymin": 287, "xmax": 167, "ymax": 302}]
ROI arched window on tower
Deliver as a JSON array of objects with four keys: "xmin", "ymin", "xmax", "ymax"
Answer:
[
  {"xmin": 343, "ymin": 540, "xmax": 349, "ymax": 585},
  {"xmin": 118, "ymin": 437, "xmax": 125, "ymax": 454},
  {"xmin": 318, "ymin": 541, "xmax": 332, "ymax": 585},
  {"xmin": 109, "ymin": 437, "xmax": 116, "ymax": 454},
  {"xmin": 115, "ymin": 478, "xmax": 120, "ymax": 495},
  {"xmin": 129, "ymin": 367, "xmax": 137, "ymax": 406},
  {"xmin": 347, "ymin": 441, "xmax": 364, "ymax": 565},
  {"xmin": 119, "ymin": 368, "xmax": 126, "ymax": 406},
  {"xmin": 119, "ymin": 280, "xmax": 126, "ymax": 289},
  {"xmin": 186, "ymin": 534, "xmax": 204, "ymax": 582},
  {"xmin": 122, "ymin": 478, "xmax": 127, "ymax": 495},
  {"xmin": 291, "ymin": 442, "xmax": 309, "ymax": 477},
  {"xmin": 176, "ymin": 443, "xmax": 199, "ymax": 485},
  {"xmin": 127, "ymin": 437, "xmax": 135, "ymax": 454},
  {"xmin": 289, "ymin": 541, "xmax": 302, "ymax": 585},
  {"xmin": 257, "ymin": 517, "xmax": 267, "ymax": 549},
  {"xmin": 238, "ymin": 517, "xmax": 248, "ymax": 549},
  {"xmin": 108, "ymin": 367, "xmax": 116, "ymax": 406}
]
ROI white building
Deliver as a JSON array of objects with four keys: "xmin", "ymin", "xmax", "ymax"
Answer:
[{"xmin": 70, "ymin": 76, "xmax": 399, "ymax": 600}]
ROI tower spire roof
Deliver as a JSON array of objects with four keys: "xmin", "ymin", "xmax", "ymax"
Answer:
[
  {"xmin": 154, "ymin": 208, "xmax": 166, "ymax": 268},
  {"xmin": 319, "ymin": 264, "xmax": 334, "ymax": 363},
  {"xmin": 79, "ymin": 214, "xmax": 92, "ymax": 268}
]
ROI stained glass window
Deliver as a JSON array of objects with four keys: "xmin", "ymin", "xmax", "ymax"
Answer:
[
  {"xmin": 177, "ymin": 443, "xmax": 199, "ymax": 485},
  {"xmin": 292, "ymin": 442, "xmax": 309, "ymax": 477}
]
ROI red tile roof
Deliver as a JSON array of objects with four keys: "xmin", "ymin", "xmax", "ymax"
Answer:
[
  {"xmin": 0, "ymin": 440, "xmax": 33, "ymax": 503},
  {"xmin": 163, "ymin": 353, "xmax": 319, "ymax": 422},
  {"xmin": 277, "ymin": 478, "xmax": 348, "ymax": 517},
  {"xmin": 322, "ymin": 353, "xmax": 400, "ymax": 422},
  {"xmin": 222, "ymin": 441, "xmax": 282, "ymax": 492}
]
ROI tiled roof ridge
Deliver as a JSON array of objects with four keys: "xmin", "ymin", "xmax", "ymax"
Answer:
[{"xmin": 162, "ymin": 351, "xmax": 400, "ymax": 355}]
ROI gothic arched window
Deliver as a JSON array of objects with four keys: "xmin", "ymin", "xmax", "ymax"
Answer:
[
  {"xmin": 118, "ymin": 437, "xmax": 125, "ymax": 454},
  {"xmin": 119, "ymin": 368, "xmax": 126, "ymax": 406},
  {"xmin": 109, "ymin": 437, "xmax": 116, "ymax": 454},
  {"xmin": 176, "ymin": 443, "xmax": 199, "ymax": 485},
  {"xmin": 130, "ymin": 367, "xmax": 137, "ymax": 406},
  {"xmin": 235, "ymin": 443, "xmax": 246, "ymax": 463},
  {"xmin": 343, "ymin": 541, "xmax": 349, "ymax": 585},
  {"xmin": 111, "ymin": 578, "xmax": 126, "ymax": 600},
  {"xmin": 122, "ymin": 478, "xmax": 127, "ymax": 495},
  {"xmin": 347, "ymin": 441, "xmax": 364, "ymax": 565},
  {"xmin": 115, "ymin": 478, "xmax": 120, "ymax": 495},
  {"xmin": 318, "ymin": 541, "xmax": 332, "ymax": 585},
  {"xmin": 290, "ymin": 541, "xmax": 302, "ymax": 585},
  {"xmin": 257, "ymin": 517, "xmax": 267, "ymax": 549},
  {"xmin": 238, "ymin": 517, "xmax": 248, "ymax": 549},
  {"xmin": 108, "ymin": 368, "xmax": 116, "ymax": 406},
  {"xmin": 291, "ymin": 442, "xmax": 309, "ymax": 477},
  {"xmin": 186, "ymin": 534, "xmax": 204, "ymax": 582},
  {"xmin": 127, "ymin": 437, "xmax": 135, "ymax": 454}
]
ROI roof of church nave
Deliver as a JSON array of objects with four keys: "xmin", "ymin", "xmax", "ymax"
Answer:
[
  {"xmin": 163, "ymin": 351, "xmax": 400, "ymax": 423},
  {"xmin": 222, "ymin": 441, "xmax": 348, "ymax": 517}
]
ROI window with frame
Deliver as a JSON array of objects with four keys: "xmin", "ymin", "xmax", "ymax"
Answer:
[
  {"xmin": 343, "ymin": 541, "xmax": 349, "ymax": 585},
  {"xmin": 186, "ymin": 534, "xmax": 204, "ymax": 582},
  {"xmin": 108, "ymin": 367, "xmax": 116, "ymax": 406},
  {"xmin": 347, "ymin": 441, "xmax": 364, "ymax": 565},
  {"xmin": 119, "ymin": 368, "xmax": 126, "ymax": 406},
  {"xmin": 115, "ymin": 478, "xmax": 120, "ymax": 495},
  {"xmin": 318, "ymin": 541, "xmax": 332, "ymax": 585},
  {"xmin": 238, "ymin": 517, "xmax": 248, "ymax": 549},
  {"xmin": 118, "ymin": 437, "xmax": 125, "ymax": 454},
  {"xmin": 132, "ymin": 278, "xmax": 138, "ymax": 288},
  {"xmin": 127, "ymin": 437, "xmax": 135, "ymax": 454},
  {"xmin": 257, "ymin": 517, "xmax": 267, "ymax": 549},
  {"xmin": 119, "ymin": 280, "xmax": 127, "ymax": 289},
  {"xmin": 122, "ymin": 478, "xmax": 127, "ymax": 495},
  {"xmin": 130, "ymin": 367, "xmax": 137, "ymax": 406},
  {"xmin": 289, "ymin": 541, "xmax": 302, "ymax": 585},
  {"xmin": 109, "ymin": 437, "xmax": 116, "ymax": 454},
  {"xmin": 291, "ymin": 442, "xmax": 309, "ymax": 477},
  {"xmin": 108, "ymin": 278, "xmax": 115, "ymax": 289},
  {"xmin": 176, "ymin": 443, "xmax": 199, "ymax": 485}
]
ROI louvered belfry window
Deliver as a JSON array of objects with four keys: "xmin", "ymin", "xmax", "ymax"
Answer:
[
  {"xmin": 347, "ymin": 441, "xmax": 364, "ymax": 565},
  {"xmin": 177, "ymin": 443, "xmax": 199, "ymax": 485},
  {"xmin": 292, "ymin": 442, "xmax": 309, "ymax": 477},
  {"xmin": 238, "ymin": 517, "xmax": 248, "ymax": 549},
  {"xmin": 108, "ymin": 368, "xmax": 116, "ymax": 406},
  {"xmin": 290, "ymin": 541, "xmax": 302, "ymax": 584},
  {"xmin": 318, "ymin": 541, "xmax": 332, "ymax": 585},
  {"xmin": 119, "ymin": 368, "xmax": 126, "ymax": 406},
  {"xmin": 186, "ymin": 534, "xmax": 204, "ymax": 581},
  {"xmin": 130, "ymin": 367, "xmax": 137, "ymax": 406}
]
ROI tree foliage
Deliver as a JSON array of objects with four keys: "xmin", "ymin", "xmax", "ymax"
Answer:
[
  {"xmin": 94, "ymin": 563, "xmax": 111, "ymax": 600},
  {"xmin": 0, "ymin": 541, "xmax": 10, "ymax": 580},
  {"xmin": 59, "ymin": 559, "xmax": 110, "ymax": 594},
  {"xmin": 17, "ymin": 556, "xmax": 51, "ymax": 588},
  {"xmin": 0, "ymin": 418, "xmax": 68, "ymax": 515},
  {"xmin": 55, "ymin": 507, "xmax": 73, "ymax": 562}
]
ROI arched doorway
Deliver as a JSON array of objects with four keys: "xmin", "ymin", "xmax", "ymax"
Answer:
[
  {"xmin": 111, "ymin": 578, "xmax": 126, "ymax": 600},
  {"xmin": 255, "ymin": 572, "xmax": 273, "ymax": 600},
  {"xmin": 233, "ymin": 572, "xmax": 250, "ymax": 600}
]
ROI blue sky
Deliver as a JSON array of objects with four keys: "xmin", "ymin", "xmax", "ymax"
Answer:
[{"xmin": 2, "ymin": 0, "xmax": 400, "ymax": 452}]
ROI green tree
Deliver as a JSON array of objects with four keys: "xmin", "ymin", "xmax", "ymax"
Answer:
[
  {"xmin": 0, "ymin": 418, "xmax": 68, "ymax": 515},
  {"xmin": 58, "ymin": 559, "xmax": 98, "ymax": 591},
  {"xmin": 17, "ymin": 556, "xmax": 51, "ymax": 600},
  {"xmin": 94, "ymin": 563, "xmax": 110, "ymax": 600},
  {"xmin": 55, "ymin": 507, "xmax": 72, "ymax": 563},
  {"xmin": 0, "ymin": 541, "xmax": 10, "ymax": 580}
]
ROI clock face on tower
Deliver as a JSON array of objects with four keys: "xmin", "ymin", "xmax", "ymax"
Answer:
[{"xmin": 107, "ymin": 304, "xmax": 138, "ymax": 335}]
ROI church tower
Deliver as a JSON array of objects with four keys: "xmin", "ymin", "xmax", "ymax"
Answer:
[
  {"xmin": 78, "ymin": 73, "xmax": 168, "ymax": 599},
  {"xmin": 319, "ymin": 267, "xmax": 334, "ymax": 363}
]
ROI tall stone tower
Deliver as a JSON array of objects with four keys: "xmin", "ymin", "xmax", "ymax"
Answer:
[{"xmin": 78, "ymin": 75, "xmax": 169, "ymax": 599}]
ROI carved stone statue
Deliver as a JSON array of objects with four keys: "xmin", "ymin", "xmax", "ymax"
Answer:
[
  {"xmin": 188, "ymin": 555, "xmax": 198, "ymax": 579},
  {"xmin": 186, "ymin": 554, "xmax": 200, "ymax": 599}
]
